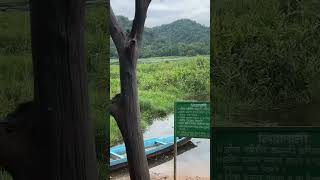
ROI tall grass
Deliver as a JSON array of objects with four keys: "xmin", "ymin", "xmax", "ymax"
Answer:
[
  {"xmin": 212, "ymin": 0, "xmax": 320, "ymax": 119},
  {"xmin": 0, "ymin": 11, "xmax": 30, "ymax": 55},
  {"xmin": 0, "ymin": 55, "xmax": 33, "ymax": 117},
  {"xmin": 110, "ymin": 56, "xmax": 210, "ymax": 145}
]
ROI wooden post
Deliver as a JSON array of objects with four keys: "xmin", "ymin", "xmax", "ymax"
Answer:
[{"xmin": 174, "ymin": 137, "xmax": 177, "ymax": 180}]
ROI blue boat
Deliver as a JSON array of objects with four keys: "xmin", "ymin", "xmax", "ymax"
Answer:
[{"xmin": 110, "ymin": 136, "xmax": 191, "ymax": 170}]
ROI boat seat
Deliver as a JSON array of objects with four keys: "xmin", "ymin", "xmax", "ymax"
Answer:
[
  {"xmin": 110, "ymin": 152, "xmax": 125, "ymax": 159},
  {"xmin": 155, "ymin": 140, "xmax": 167, "ymax": 145}
]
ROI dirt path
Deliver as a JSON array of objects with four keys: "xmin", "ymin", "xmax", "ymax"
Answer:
[{"xmin": 151, "ymin": 172, "xmax": 209, "ymax": 180}]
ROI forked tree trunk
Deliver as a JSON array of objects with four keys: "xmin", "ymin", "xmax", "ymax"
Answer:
[
  {"xmin": 0, "ymin": 0, "xmax": 99, "ymax": 179},
  {"xmin": 110, "ymin": 0, "xmax": 152, "ymax": 179}
]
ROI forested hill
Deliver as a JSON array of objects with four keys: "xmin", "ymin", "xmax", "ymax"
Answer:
[{"xmin": 110, "ymin": 16, "xmax": 210, "ymax": 58}]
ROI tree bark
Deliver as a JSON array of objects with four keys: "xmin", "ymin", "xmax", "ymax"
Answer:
[
  {"xmin": 29, "ymin": 0, "xmax": 98, "ymax": 179},
  {"xmin": 0, "ymin": 0, "xmax": 99, "ymax": 179},
  {"xmin": 110, "ymin": 0, "xmax": 152, "ymax": 179}
]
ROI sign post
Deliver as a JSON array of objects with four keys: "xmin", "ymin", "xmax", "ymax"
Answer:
[
  {"xmin": 174, "ymin": 101, "xmax": 210, "ymax": 180},
  {"xmin": 174, "ymin": 136, "xmax": 177, "ymax": 180}
]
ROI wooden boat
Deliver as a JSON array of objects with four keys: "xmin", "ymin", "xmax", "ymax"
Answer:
[{"xmin": 110, "ymin": 136, "xmax": 191, "ymax": 170}]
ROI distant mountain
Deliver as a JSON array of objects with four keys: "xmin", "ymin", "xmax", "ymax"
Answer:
[
  {"xmin": 110, "ymin": 16, "xmax": 209, "ymax": 58},
  {"xmin": 151, "ymin": 19, "xmax": 209, "ymax": 44}
]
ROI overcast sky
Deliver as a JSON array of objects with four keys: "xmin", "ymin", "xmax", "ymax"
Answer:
[{"xmin": 110, "ymin": 0, "xmax": 210, "ymax": 27}]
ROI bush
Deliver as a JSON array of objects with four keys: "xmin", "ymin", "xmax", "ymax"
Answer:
[{"xmin": 212, "ymin": 0, "xmax": 320, "ymax": 116}]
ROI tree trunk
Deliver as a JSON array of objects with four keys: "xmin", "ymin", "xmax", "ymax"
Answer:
[
  {"xmin": 110, "ymin": 0, "xmax": 152, "ymax": 179},
  {"xmin": 0, "ymin": 0, "xmax": 99, "ymax": 179},
  {"xmin": 113, "ymin": 49, "xmax": 150, "ymax": 179},
  {"xmin": 29, "ymin": 0, "xmax": 98, "ymax": 179}
]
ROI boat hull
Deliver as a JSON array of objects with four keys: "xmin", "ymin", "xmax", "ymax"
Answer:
[{"xmin": 110, "ymin": 136, "xmax": 191, "ymax": 171}]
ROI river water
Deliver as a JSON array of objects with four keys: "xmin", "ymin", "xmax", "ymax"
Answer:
[
  {"xmin": 145, "ymin": 114, "xmax": 210, "ymax": 178},
  {"xmin": 111, "ymin": 114, "xmax": 210, "ymax": 179}
]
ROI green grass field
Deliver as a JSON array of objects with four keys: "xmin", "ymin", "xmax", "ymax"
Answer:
[
  {"xmin": 110, "ymin": 56, "xmax": 209, "ymax": 145},
  {"xmin": 110, "ymin": 55, "xmax": 209, "ymax": 64}
]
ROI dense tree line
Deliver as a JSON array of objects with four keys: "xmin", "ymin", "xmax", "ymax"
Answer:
[{"xmin": 110, "ymin": 16, "xmax": 210, "ymax": 58}]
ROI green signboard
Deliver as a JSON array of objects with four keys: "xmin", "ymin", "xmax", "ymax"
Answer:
[
  {"xmin": 174, "ymin": 101, "xmax": 210, "ymax": 138},
  {"xmin": 212, "ymin": 127, "xmax": 320, "ymax": 180}
]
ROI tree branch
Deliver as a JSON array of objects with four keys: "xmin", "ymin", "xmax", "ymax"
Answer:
[
  {"xmin": 109, "ymin": 94, "xmax": 126, "ymax": 129},
  {"xmin": 110, "ymin": 94, "xmax": 131, "ymax": 141},
  {"xmin": 110, "ymin": 6, "xmax": 125, "ymax": 53},
  {"xmin": 110, "ymin": 94, "xmax": 121, "ymax": 120},
  {"xmin": 130, "ymin": 0, "xmax": 152, "ymax": 42}
]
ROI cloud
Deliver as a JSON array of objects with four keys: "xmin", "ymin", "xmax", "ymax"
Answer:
[{"xmin": 110, "ymin": 0, "xmax": 210, "ymax": 27}]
